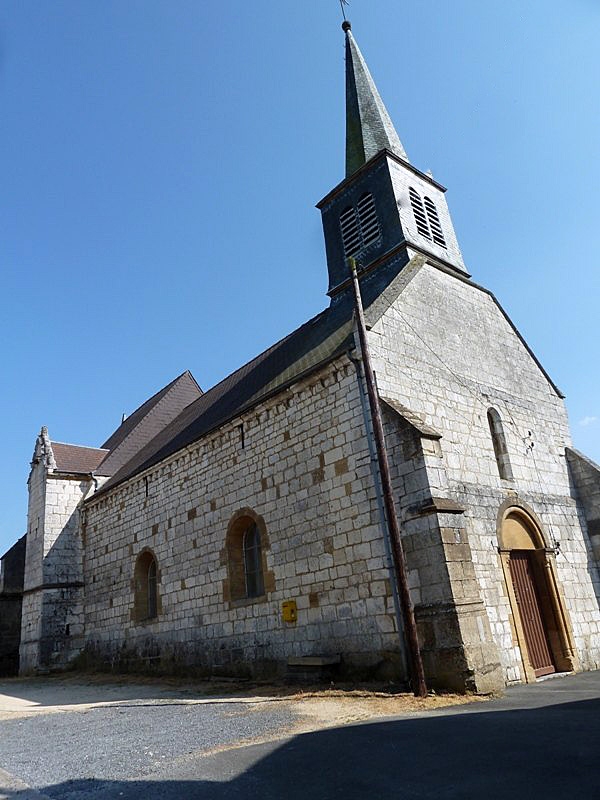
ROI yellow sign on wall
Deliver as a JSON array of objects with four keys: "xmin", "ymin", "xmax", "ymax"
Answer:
[{"xmin": 282, "ymin": 600, "xmax": 297, "ymax": 623}]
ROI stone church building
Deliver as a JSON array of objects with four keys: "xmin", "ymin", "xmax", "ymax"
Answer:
[{"xmin": 2, "ymin": 24, "xmax": 600, "ymax": 692}]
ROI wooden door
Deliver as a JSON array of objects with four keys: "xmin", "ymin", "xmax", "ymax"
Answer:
[{"xmin": 509, "ymin": 551, "xmax": 555, "ymax": 678}]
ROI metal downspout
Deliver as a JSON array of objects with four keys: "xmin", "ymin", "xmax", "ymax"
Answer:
[{"xmin": 347, "ymin": 256, "xmax": 427, "ymax": 697}]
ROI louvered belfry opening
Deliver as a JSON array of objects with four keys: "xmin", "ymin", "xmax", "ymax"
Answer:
[
  {"xmin": 409, "ymin": 187, "xmax": 431, "ymax": 239},
  {"xmin": 340, "ymin": 205, "xmax": 361, "ymax": 258},
  {"xmin": 424, "ymin": 196, "xmax": 447, "ymax": 248},
  {"xmin": 339, "ymin": 192, "xmax": 381, "ymax": 260},
  {"xmin": 357, "ymin": 192, "xmax": 380, "ymax": 247}
]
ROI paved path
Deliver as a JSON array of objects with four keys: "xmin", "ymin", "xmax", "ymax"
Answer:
[{"xmin": 1, "ymin": 671, "xmax": 599, "ymax": 799}]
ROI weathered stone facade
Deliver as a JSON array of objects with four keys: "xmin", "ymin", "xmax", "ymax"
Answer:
[
  {"xmin": 81, "ymin": 360, "xmax": 405, "ymax": 680},
  {"xmin": 369, "ymin": 261, "xmax": 600, "ymax": 684},
  {"xmin": 19, "ymin": 433, "xmax": 88, "ymax": 673},
  {"xmin": 566, "ymin": 449, "xmax": 600, "ymax": 562}
]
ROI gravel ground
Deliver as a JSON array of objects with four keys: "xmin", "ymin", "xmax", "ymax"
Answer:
[
  {"xmin": 2, "ymin": 673, "xmax": 598, "ymax": 800},
  {"xmin": 0, "ymin": 699, "xmax": 298, "ymax": 793},
  {"xmin": 0, "ymin": 676, "xmax": 479, "ymax": 799}
]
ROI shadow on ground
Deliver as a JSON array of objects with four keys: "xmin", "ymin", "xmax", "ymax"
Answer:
[{"xmin": 2, "ymin": 696, "xmax": 598, "ymax": 800}]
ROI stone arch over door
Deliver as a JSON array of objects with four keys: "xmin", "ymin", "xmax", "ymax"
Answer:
[{"xmin": 497, "ymin": 503, "xmax": 579, "ymax": 682}]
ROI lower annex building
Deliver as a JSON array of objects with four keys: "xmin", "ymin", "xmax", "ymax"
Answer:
[{"xmin": 2, "ymin": 23, "xmax": 600, "ymax": 693}]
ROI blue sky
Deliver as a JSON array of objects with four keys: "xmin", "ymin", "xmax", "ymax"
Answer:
[{"xmin": 1, "ymin": 0, "xmax": 599, "ymax": 555}]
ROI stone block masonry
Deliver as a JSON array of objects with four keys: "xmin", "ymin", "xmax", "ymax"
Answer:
[
  {"xmin": 82, "ymin": 358, "xmax": 407, "ymax": 680},
  {"xmin": 20, "ymin": 457, "xmax": 88, "ymax": 674},
  {"xmin": 566, "ymin": 448, "xmax": 600, "ymax": 562}
]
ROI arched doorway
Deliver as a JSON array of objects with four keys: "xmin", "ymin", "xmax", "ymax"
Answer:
[{"xmin": 498, "ymin": 507, "xmax": 578, "ymax": 682}]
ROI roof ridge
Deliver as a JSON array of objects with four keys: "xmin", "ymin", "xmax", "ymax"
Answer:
[
  {"xmin": 100, "ymin": 370, "xmax": 201, "ymax": 450},
  {"xmin": 194, "ymin": 306, "xmax": 332, "ymax": 401},
  {"xmin": 50, "ymin": 441, "xmax": 109, "ymax": 451}
]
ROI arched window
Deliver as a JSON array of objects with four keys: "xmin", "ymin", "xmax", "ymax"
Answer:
[
  {"xmin": 224, "ymin": 509, "xmax": 272, "ymax": 604},
  {"xmin": 487, "ymin": 408, "xmax": 514, "ymax": 481},
  {"xmin": 339, "ymin": 192, "xmax": 381, "ymax": 259},
  {"xmin": 243, "ymin": 523, "xmax": 264, "ymax": 598},
  {"xmin": 424, "ymin": 197, "xmax": 447, "ymax": 248},
  {"xmin": 409, "ymin": 188, "xmax": 431, "ymax": 239},
  {"xmin": 134, "ymin": 550, "xmax": 159, "ymax": 621}
]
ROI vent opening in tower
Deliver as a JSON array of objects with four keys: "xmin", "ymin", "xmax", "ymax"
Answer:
[
  {"xmin": 409, "ymin": 188, "xmax": 431, "ymax": 240},
  {"xmin": 424, "ymin": 197, "xmax": 447, "ymax": 248},
  {"xmin": 339, "ymin": 193, "xmax": 381, "ymax": 260}
]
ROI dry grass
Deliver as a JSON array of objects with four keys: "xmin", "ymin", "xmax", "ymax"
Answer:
[{"xmin": 0, "ymin": 672, "xmax": 487, "ymax": 728}]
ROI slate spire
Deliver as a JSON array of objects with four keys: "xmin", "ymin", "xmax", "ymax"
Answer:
[{"xmin": 344, "ymin": 21, "xmax": 408, "ymax": 176}]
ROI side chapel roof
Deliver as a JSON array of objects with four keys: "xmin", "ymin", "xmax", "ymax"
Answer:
[{"xmin": 51, "ymin": 442, "xmax": 110, "ymax": 475}]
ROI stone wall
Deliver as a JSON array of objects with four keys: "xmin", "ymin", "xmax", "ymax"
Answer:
[
  {"xmin": 382, "ymin": 405, "xmax": 503, "ymax": 693},
  {"xmin": 0, "ymin": 597, "xmax": 23, "ymax": 676},
  {"xmin": 20, "ymin": 455, "xmax": 88, "ymax": 674},
  {"xmin": 566, "ymin": 448, "xmax": 600, "ymax": 561},
  {"xmin": 82, "ymin": 359, "xmax": 407, "ymax": 680},
  {"xmin": 369, "ymin": 262, "xmax": 600, "ymax": 681},
  {"xmin": 0, "ymin": 536, "xmax": 26, "ymax": 676}
]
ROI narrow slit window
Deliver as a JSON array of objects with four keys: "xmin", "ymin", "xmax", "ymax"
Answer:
[
  {"xmin": 424, "ymin": 197, "xmax": 447, "ymax": 248},
  {"xmin": 487, "ymin": 408, "xmax": 514, "ymax": 481},
  {"xmin": 409, "ymin": 188, "xmax": 431, "ymax": 239},
  {"xmin": 147, "ymin": 558, "xmax": 157, "ymax": 619},
  {"xmin": 243, "ymin": 522, "xmax": 264, "ymax": 598}
]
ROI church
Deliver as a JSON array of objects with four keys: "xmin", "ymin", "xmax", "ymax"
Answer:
[{"xmin": 2, "ymin": 22, "xmax": 600, "ymax": 693}]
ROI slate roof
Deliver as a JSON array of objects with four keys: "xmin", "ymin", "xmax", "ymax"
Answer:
[
  {"xmin": 94, "ymin": 299, "xmax": 357, "ymax": 495},
  {"xmin": 97, "ymin": 370, "xmax": 203, "ymax": 478},
  {"xmin": 0, "ymin": 534, "xmax": 26, "ymax": 565},
  {"xmin": 344, "ymin": 23, "xmax": 408, "ymax": 176},
  {"xmin": 51, "ymin": 442, "xmax": 110, "ymax": 475},
  {"xmin": 101, "ymin": 371, "xmax": 202, "ymax": 451}
]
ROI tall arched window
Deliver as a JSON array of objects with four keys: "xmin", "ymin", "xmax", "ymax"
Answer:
[
  {"xmin": 339, "ymin": 192, "xmax": 381, "ymax": 259},
  {"xmin": 243, "ymin": 523, "xmax": 264, "ymax": 598},
  {"xmin": 134, "ymin": 550, "xmax": 159, "ymax": 621},
  {"xmin": 424, "ymin": 197, "xmax": 447, "ymax": 248},
  {"xmin": 224, "ymin": 509, "xmax": 272, "ymax": 604},
  {"xmin": 487, "ymin": 408, "xmax": 514, "ymax": 481},
  {"xmin": 409, "ymin": 188, "xmax": 431, "ymax": 239},
  {"xmin": 147, "ymin": 557, "xmax": 157, "ymax": 618}
]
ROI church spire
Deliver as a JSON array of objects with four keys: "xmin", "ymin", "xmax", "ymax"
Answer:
[{"xmin": 343, "ymin": 21, "xmax": 408, "ymax": 176}]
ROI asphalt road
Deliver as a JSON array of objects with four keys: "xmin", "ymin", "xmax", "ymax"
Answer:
[{"xmin": 2, "ymin": 671, "xmax": 600, "ymax": 799}]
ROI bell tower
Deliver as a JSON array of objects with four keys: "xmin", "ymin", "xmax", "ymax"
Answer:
[{"xmin": 318, "ymin": 22, "xmax": 467, "ymax": 302}]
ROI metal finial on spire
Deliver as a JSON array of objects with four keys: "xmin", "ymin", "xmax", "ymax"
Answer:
[{"xmin": 339, "ymin": 0, "xmax": 350, "ymax": 22}]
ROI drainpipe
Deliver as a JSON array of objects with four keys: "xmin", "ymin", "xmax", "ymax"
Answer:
[
  {"xmin": 348, "ymin": 350, "xmax": 408, "ymax": 681},
  {"xmin": 348, "ymin": 257, "xmax": 427, "ymax": 698},
  {"xmin": 88, "ymin": 472, "xmax": 99, "ymax": 494}
]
